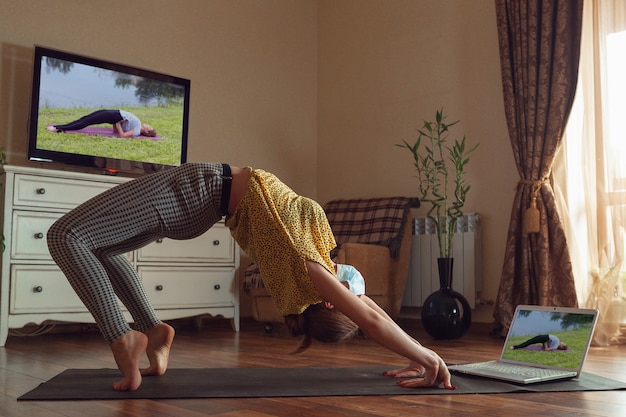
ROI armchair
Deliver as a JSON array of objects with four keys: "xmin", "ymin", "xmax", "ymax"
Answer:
[{"xmin": 325, "ymin": 197, "xmax": 419, "ymax": 319}]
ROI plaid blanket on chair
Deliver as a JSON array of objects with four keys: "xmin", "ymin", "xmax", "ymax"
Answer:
[{"xmin": 324, "ymin": 197, "xmax": 420, "ymax": 258}]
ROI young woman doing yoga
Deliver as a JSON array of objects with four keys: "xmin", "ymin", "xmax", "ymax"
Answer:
[
  {"xmin": 47, "ymin": 163, "xmax": 453, "ymax": 392},
  {"xmin": 46, "ymin": 109, "xmax": 156, "ymax": 138},
  {"xmin": 510, "ymin": 334, "xmax": 568, "ymax": 351}
]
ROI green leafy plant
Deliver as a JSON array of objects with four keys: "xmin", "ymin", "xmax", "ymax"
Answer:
[{"xmin": 396, "ymin": 109, "xmax": 478, "ymax": 259}]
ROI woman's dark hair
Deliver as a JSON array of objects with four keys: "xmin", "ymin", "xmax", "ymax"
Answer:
[{"xmin": 284, "ymin": 303, "xmax": 359, "ymax": 354}]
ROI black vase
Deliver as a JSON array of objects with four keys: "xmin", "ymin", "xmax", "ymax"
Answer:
[{"xmin": 421, "ymin": 258, "xmax": 472, "ymax": 339}]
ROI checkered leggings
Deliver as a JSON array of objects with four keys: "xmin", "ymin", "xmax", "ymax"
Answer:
[{"xmin": 47, "ymin": 163, "xmax": 227, "ymax": 343}]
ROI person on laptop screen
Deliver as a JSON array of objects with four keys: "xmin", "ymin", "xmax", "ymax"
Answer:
[{"xmin": 510, "ymin": 334, "xmax": 568, "ymax": 351}]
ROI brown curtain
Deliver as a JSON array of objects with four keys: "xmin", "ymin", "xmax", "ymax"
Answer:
[{"xmin": 492, "ymin": 0, "xmax": 583, "ymax": 337}]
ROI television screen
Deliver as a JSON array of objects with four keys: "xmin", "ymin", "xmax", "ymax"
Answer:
[{"xmin": 28, "ymin": 46, "xmax": 190, "ymax": 176}]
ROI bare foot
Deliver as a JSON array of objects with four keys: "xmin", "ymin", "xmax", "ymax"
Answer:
[
  {"xmin": 110, "ymin": 330, "xmax": 148, "ymax": 391},
  {"xmin": 46, "ymin": 125, "xmax": 58, "ymax": 133},
  {"xmin": 141, "ymin": 323, "xmax": 175, "ymax": 377}
]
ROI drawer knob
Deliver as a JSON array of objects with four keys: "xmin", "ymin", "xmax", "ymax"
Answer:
[
  {"xmin": 36, "ymin": 188, "xmax": 46, "ymax": 195},
  {"xmin": 33, "ymin": 286, "xmax": 43, "ymax": 293},
  {"xmin": 214, "ymin": 284, "xmax": 221, "ymax": 290},
  {"xmin": 213, "ymin": 240, "xmax": 220, "ymax": 246},
  {"xmin": 155, "ymin": 285, "xmax": 163, "ymax": 291},
  {"xmin": 34, "ymin": 232, "xmax": 44, "ymax": 239}
]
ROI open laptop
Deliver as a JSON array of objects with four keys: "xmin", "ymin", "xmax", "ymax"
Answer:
[{"xmin": 448, "ymin": 305, "xmax": 599, "ymax": 384}]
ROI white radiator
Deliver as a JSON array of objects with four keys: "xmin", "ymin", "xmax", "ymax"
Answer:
[{"xmin": 403, "ymin": 213, "xmax": 482, "ymax": 309}]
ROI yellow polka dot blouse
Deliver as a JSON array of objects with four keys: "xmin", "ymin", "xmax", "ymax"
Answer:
[{"xmin": 226, "ymin": 168, "xmax": 337, "ymax": 315}]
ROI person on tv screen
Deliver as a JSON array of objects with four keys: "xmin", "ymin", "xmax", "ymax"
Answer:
[
  {"xmin": 46, "ymin": 109, "xmax": 156, "ymax": 138},
  {"xmin": 510, "ymin": 334, "xmax": 568, "ymax": 351},
  {"xmin": 47, "ymin": 163, "xmax": 453, "ymax": 392}
]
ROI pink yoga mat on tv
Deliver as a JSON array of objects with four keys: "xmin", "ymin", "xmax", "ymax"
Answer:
[{"xmin": 50, "ymin": 125, "xmax": 162, "ymax": 140}]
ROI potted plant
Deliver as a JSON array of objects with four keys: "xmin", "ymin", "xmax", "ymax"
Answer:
[{"xmin": 396, "ymin": 108, "xmax": 478, "ymax": 339}]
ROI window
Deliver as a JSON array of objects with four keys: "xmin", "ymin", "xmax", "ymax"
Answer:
[{"xmin": 555, "ymin": 0, "xmax": 626, "ymax": 344}]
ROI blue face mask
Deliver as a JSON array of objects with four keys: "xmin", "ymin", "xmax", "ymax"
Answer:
[{"xmin": 336, "ymin": 264, "xmax": 365, "ymax": 295}]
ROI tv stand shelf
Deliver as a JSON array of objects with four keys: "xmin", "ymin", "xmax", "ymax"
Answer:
[{"xmin": 0, "ymin": 165, "xmax": 240, "ymax": 346}]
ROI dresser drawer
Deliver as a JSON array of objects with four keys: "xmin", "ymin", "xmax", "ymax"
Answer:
[
  {"xmin": 11, "ymin": 210, "xmax": 61, "ymax": 259},
  {"xmin": 138, "ymin": 224, "xmax": 234, "ymax": 263},
  {"xmin": 10, "ymin": 265, "xmax": 87, "ymax": 313},
  {"xmin": 13, "ymin": 174, "xmax": 118, "ymax": 209},
  {"xmin": 10, "ymin": 210, "xmax": 133, "ymax": 262},
  {"xmin": 140, "ymin": 266, "xmax": 235, "ymax": 308}
]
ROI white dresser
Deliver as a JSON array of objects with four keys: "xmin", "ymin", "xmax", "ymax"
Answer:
[{"xmin": 0, "ymin": 165, "xmax": 240, "ymax": 346}]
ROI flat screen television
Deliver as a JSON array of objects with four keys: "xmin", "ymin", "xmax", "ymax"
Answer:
[{"xmin": 28, "ymin": 46, "xmax": 190, "ymax": 176}]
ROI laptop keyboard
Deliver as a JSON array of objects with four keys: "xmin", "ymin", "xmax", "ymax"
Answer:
[{"xmin": 462, "ymin": 361, "xmax": 570, "ymax": 378}]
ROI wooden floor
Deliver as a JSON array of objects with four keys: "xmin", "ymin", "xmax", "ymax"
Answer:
[{"xmin": 1, "ymin": 317, "xmax": 625, "ymax": 417}]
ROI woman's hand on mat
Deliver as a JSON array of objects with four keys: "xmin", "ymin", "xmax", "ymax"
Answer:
[{"xmin": 384, "ymin": 357, "xmax": 455, "ymax": 390}]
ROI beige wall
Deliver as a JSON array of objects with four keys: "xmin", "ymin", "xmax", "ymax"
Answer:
[
  {"xmin": 0, "ymin": 0, "xmax": 318, "ymax": 192},
  {"xmin": 0, "ymin": 0, "xmax": 518, "ymax": 321}
]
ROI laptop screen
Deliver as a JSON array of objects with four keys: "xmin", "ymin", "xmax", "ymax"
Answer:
[{"xmin": 500, "ymin": 306, "xmax": 598, "ymax": 371}]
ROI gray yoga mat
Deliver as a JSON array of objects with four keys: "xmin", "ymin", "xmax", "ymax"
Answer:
[{"xmin": 18, "ymin": 366, "xmax": 626, "ymax": 401}]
